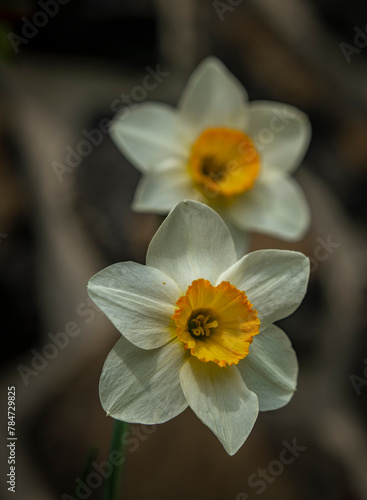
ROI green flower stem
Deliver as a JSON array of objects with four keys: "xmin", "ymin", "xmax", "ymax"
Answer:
[
  {"xmin": 76, "ymin": 445, "xmax": 99, "ymax": 497},
  {"xmin": 104, "ymin": 420, "xmax": 129, "ymax": 500}
]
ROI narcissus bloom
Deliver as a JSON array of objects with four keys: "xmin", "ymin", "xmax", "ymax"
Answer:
[
  {"xmin": 111, "ymin": 57, "xmax": 311, "ymax": 252},
  {"xmin": 88, "ymin": 201, "xmax": 309, "ymax": 455}
]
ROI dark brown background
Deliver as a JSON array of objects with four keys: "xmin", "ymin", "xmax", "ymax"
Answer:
[{"xmin": 1, "ymin": 0, "xmax": 367, "ymax": 499}]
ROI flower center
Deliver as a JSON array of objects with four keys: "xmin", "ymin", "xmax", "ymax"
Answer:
[
  {"xmin": 188, "ymin": 128, "xmax": 260, "ymax": 199},
  {"xmin": 172, "ymin": 279, "xmax": 260, "ymax": 367},
  {"xmin": 188, "ymin": 312, "xmax": 219, "ymax": 338}
]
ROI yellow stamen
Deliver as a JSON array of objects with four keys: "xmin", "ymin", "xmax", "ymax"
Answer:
[
  {"xmin": 172, "ymin": 279, "xmax": 260, "ymax": 367},
  {"xmin": 189, "ymin": 314, "xmax": 219, "ymax": 337},
  {"xmin": 188, "ymin": 127, "xmax": 260, "ymax": 200}
]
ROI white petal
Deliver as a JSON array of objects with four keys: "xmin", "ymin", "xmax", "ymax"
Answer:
[
  {"xmin": 146, "ymin": 200, "xmax": 237, "ymax": 293},
  {"xmin": 218, "ymin": 249, "xmax": 310, "ymax": 329},
  {"xmin": 110, "ymin": 103, "xmax": 189, "ymax": 173},
  {"xmin": 100, "ymin": 337, "xmax": 189, "ymax": 424},
  {"xmin": 178, "ymin": 57, "xmax": 249, "ymax": 136},
  {"xmin": 238, "ymin": 324, "xmax": 298, "ymax": 411},
  {"xmin": 219, "ymin": 214, "xmax": 250, "ymax": 258},
  {"xmin": 247, "ymin": 101, "xmax": 311, "ymax": 175},
  {"xmin": 180, "ymin": 357, "xmax": 259, "ymax": 455},
  {"xmin": 132, "ymin": 158, "xmax": 205, "ymax": 213},
  {"xmin": 88, "ymin": 262, "xmax": 181, "ymax": 349},
  {"xmin": 226, "ymin": 175, "xmax": 310, "ymax": 241}
]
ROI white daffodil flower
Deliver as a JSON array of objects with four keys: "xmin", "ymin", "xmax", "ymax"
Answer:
[
  {"xmin": 111, "ymin": 57, "xmax": 311, "ymax": 253},
  {"xmin": 88, "ymin": 201, "xmax": 309, "ymax": 456}
]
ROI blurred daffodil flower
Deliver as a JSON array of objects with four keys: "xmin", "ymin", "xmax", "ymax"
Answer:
[
  {"xmin": 111, "ymin": 57, "xmax": 311, "ymax": 252},
  {"xmin": 88, "ymin": 201, "xmax": 309, "ymax": 455}
]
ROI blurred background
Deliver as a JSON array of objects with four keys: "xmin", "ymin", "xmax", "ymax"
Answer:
[{"xmin": 1, "ymin": 0, "xmax": 367, "ymax": 499}]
